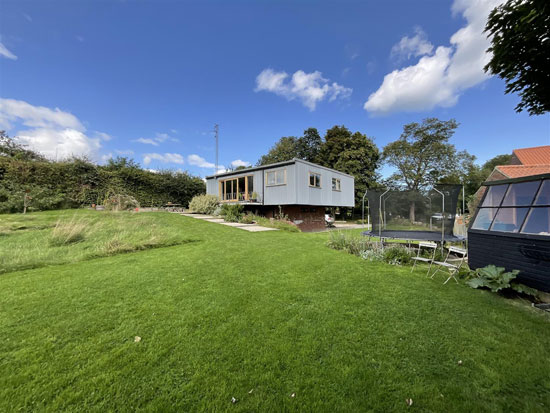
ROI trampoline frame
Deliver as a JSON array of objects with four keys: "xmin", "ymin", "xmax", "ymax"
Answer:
[{"xmin": 361, "ymin": 186, "xmax": 465, "ymax": 249}]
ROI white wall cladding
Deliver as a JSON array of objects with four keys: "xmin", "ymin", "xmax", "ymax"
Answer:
[{"xmin": 206, "ymin": 159, "xmax": 354, "ymax": 207}]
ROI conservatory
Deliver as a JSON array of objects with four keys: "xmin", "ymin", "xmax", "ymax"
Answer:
[{"xmin": 468, "ymin": 173, "xmax": 550, "ymax": 292}]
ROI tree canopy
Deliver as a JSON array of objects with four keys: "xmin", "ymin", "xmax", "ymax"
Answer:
[
  {"xmin": 484, "ymin": 0, "xmax": 550, "ymax": 115},
  {"xmin": 382, "ymin": 118, "xmax": 467, "ymax": 190},
  {"xmin": 258, "ymin": 126, "xmax": 380, "ymax": 207}
]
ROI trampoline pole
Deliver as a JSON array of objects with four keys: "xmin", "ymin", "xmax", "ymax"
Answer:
[
  {"xmin": 362, "ymin": 189, "xmax": 368, "ymax": 229},
  {"xmin": 379, "ymin": 189, "xmax": 390, "ymax": 241},
  {"xmin": 433, "ymin": 187, "xmax": 445, "ymax": 253}
]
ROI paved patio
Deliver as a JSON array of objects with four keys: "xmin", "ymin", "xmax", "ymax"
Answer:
[{"xmin": 180, "ymin": 213, "xmax": 278, "ymax": 232}]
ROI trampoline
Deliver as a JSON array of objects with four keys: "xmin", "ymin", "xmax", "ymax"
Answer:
[
  {"xmin": 362, "ymin": 230, "xmax": 463, "ymax": 242},
  {"xmin": 362, "ymin": 184, "xmax": 463, "ymax": 245}
]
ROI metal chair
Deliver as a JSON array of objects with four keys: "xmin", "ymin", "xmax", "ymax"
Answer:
[
  {"xmin": 411, "ymin": 242, "xmax": 438, "ymax": 275},
  {"xmin": 430, "ymin": 246, "xmax": 467, "ymax": 284}
]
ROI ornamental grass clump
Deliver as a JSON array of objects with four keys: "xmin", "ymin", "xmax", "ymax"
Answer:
[{"xmin": 49, "ymin": 218, "xmax": 87, "ymax": 246}]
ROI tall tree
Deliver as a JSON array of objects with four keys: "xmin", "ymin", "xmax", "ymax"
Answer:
[
  {"xmin": 383, "ymin": 118, "xmax": 467, "ymax": 220},
  {"xmin": 481, "ymin": 154, "xmax": 513, "ymax": 177},
  {"xmin": 257, "ymin": 136, "xmax": 298, "ymax": 166},
  {"xmin": 296, "ymin": 128, "xmax": 322, "ymax": 163},
  {"xmin": 484, "ymin": 0, "xmax": 550, "ymax": 115},
  {"xmin": 318, "ymin": 125, "xmax": 380, "ymax": 207}
]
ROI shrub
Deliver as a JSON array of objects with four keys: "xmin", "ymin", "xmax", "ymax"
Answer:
[
  {"xmin": 49, "ymin": 218, "xmax": 87, "ymax": 246},
  {"xmin": 382, "ymin": 246, "xmax": 413, "ymax": 265},
  {"xmin": 252, "ymin": 215, "xmax": 300, "ymax": 232},
  {"xmin": 188, "ymin": 194, "xmax": 219, "ymax": 214},
  {"xmin": 239, "ymin": 214, "xmax": 255, "ymax": 224},
  {"xmin": 466, "ymin": 265, "xmax": 538, "ymax": 298},
  {"xmin": 212, "ymin": 206, "xmax": 223, "ymax": 216},
  {"xmin": 359, "ymin": 247, "xmax": 384, "ymax": 262},
  {"xmin": 221, "ymin": 204, "xmax": 243, "ymax": 222},
  {"xmin": 326, "ymin": 231, "xmax": 370, "ymax": 256},
  {"xmin": 104, "ymin": 194, "xmax": 140, "ymax": 211}
]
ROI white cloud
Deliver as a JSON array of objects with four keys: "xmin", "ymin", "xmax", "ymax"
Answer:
[
  {"xmin": 391, "ymin": 27, "xmax": 434, "ymax": 61},
  {"xmin": 133, "ymin": 132, "xmax": 177, "ymax": 146},
  {"xmin": 93, "ymin": 131, "xmax": 112, "ymax": 141},
  {"xmin": 0, "ymin": 42, "xmax": 17, "ymax": 60},
  {"xmin": 116, "ymin": 149, "xmax": 134, "ymax": 156},
  {"xmin": 255, "ymin": 68, "xmax": 352, "ymax": 111},
  {"xmin": 143, "ymin": 152, "xmax": 185, "ymax": 166},
  {"xmin": 135, "ymin": 138, "xmax": 159, "ymax": 146},
  {"xmin": 364, "ymin": 0, "xmax": 504, "ymax": 115},
  {"xmin": 230, "ymin": 159, "xmax": 251, "ymax": 168},
  {"xmin": 0, "ymin": 98, "xmax": 103, "ymax": 159},
  {"xmin": 17, "ymin": 128, "xmax": 101, "ymax": 160},
  {"xmin": 187, "ymin": 154, "xmax": 215, "ymax": 168}
]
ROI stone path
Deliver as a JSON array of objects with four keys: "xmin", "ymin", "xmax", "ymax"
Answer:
[{"xmin": 180, "ymin": 213, "xmax": 278, "ymax": 232}]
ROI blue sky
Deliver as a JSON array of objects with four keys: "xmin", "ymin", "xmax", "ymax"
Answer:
[{"xmin": 1, "ymin": 0, "xmax": 549, "ymax": 177}]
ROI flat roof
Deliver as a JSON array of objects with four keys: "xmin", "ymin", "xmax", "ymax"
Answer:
[{"xmin": 205, "ymin": 158, "xmax": 354, "ymax": 179}]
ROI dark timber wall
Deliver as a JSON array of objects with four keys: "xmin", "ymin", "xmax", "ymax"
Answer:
[{"xmin": 468, "ymin": 230, "xmax": 550, "ymax": 292}]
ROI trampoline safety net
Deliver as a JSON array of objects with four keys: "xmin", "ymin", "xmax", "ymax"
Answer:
[{"xmin": 365, "ymin": 184, "xmax": 462, "ymax": 241}]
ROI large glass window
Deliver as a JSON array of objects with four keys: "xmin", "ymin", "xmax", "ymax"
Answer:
[
  {"xmin": 521, "ymin": 207, "xmax": 550, "ymax": 235},
  {"xmin": 534, "ymin": 180, "xmax": 550, "ymax": 205},
  {"xmin": 490, "ymin": 207, "xmax": 529, "ymax": 232},
  {"xmin": 309, "ymin": 172, "xmax": 321, "ymax": 188},
  {"xmin": 481, "ymin": 184, "xmax": 508, "ymax": 207},
  {"xmin": 471, "ymin": 208, "xmax": 498, "ymax": 230},
  {"xmin": 501, "ymin": 181, "xmax": 540, "ymax": 206},
  {"xmin": 219, "ymin": 175, "xmax": 254, "ymax": 201},
  {"xmin": 266, "ymin": 169, "xmax": 285, "ymax": 186}
]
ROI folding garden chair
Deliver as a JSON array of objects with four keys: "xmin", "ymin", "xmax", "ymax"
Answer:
[
  {"xmin": 429, "ymin": 246, "xmax": 467, "ymax": 284},
  {"xmin": 410, "ymin": 242, "xmax": 438, "ymax": 275}
]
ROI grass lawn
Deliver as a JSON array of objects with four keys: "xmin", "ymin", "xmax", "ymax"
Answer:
[{"xmin": 1, "ymin": 210, "xmax": 549, "ymax": 412}]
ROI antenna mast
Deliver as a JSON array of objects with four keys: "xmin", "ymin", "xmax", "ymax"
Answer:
[{"xmin": 214, "ymin": 123, "xmax": 219, "ymax": 174}]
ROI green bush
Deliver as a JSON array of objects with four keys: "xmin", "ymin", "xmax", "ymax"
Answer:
[
  {"xmin": 326, "ymin": 231, "xmax": 370, "ymax": 256},
  {"xmin": 382, "ymin": 245, "xmax": 413, "ymax": 265},
  {"xmin": 251, "ymin": 215, "xmax": 300, "ymax": 232},
  {"xmin": 188, "ymin": 194, "xmax": 219, "ymax": 214},
  {"xmin": 0, "ymin": 134, "xmax": 206, "ymax": 213},
  {"xmin": 221, "ymin": 204, "xmax": 243, "ymax": 222},
  {"xmin": 466, "ymin": 265, "xmax": 538, "ymax": 298},
  {"xmin": 239, "ymin": 213, "xmax": 255, "ymax": 224}
]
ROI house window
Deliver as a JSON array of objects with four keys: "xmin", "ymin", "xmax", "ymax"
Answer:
[
  {"xmin": 332, "ymin": 178, "xmax": 341, "ymax": 191},
  {"xmin": 266, "ymin": 169, "xmax": 286, "ymax": 186},
  {"xmin": 309, "ymin": 172, "xmax": 321, "ymax": 188}
]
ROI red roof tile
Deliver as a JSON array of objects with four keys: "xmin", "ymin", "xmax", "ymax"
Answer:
[
  {"xmin": 496, "ymin": 164, "xmax": 550, "ymax": 178},
  {"xmin": 512, "ymin": 145, "xmax": 550, "ymax": 165}
]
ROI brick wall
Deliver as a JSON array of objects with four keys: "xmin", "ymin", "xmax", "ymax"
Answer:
[{"xmin": 248, "ymin": 205, "xmax": 327, "ymax": 232}]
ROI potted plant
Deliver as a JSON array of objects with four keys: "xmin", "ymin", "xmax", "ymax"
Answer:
[{"xmin": 250, "ymin": 191, "xmax": 259, "ymax": 202}]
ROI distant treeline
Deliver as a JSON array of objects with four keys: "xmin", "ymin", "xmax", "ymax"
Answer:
[{"xmin": 0, "ymin": 132, "xmax": 205, "ymax": 214}]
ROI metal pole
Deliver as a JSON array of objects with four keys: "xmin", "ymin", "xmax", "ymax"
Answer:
[
  {"xmin": 379, "ymin": 189, "xmax": 390, "ymax": 239},
  {"xmin": 214, "ymin": 124, "xmax": 219, "ymax": 174},
  {"xmin": 433, "ymin": 187, "xmax": 445, "ymax": 253},
  {"xmin": 462, "ymin": 185, "xmax": 465, "ymax": 215},
  {"xmin": 362, "ymin": 189, "xmax": 368, "ymax": 229}
]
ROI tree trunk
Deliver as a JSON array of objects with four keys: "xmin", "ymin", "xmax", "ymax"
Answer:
[{"xmin": 409, "ymin": 200, "xmax": 415, "ymax": 223}]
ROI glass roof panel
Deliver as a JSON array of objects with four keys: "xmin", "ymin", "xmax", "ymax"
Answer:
[
  {"xmin": 502, "ymin": 181, "xmax": 540, "ymax": 206},
  {"xmin": 481, "ymin": 184, "xmax": 508, "ymax": 207},
  {"xmin": 471, "ymin": 208, "xmax": 497, "ymax": 230},
  {"xmin": 521, "ymin": 207, "xmax": 550, "ymax": 235},
  {"xmin": 490, "ymin": 207, "xmax": 529, "ymax": 233},
  {"xmin": 534, "ymin": 180, "xmax": 550, "ymax": 205}
]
